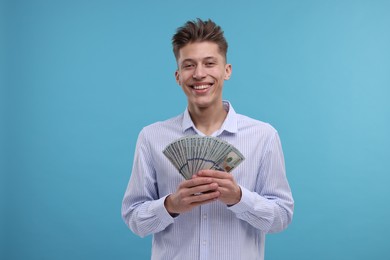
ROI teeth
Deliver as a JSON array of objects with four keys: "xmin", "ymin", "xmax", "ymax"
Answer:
[{"xmin": 193, "ymin": 85, "xmax": 210, "ymax": 90}]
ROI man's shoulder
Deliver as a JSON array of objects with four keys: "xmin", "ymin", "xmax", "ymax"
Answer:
[
  {"xmin": 140, "ymin": 113, "xmax": 183, "ymax": 135},
  {"xmin": 236, "ymin": 113, "xmax": 277, "ymax": 135}
]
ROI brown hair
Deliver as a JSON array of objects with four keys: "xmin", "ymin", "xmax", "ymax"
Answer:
[{"xmin": 172, "ymin": 18, "xmax": 228, "ymax": 61}]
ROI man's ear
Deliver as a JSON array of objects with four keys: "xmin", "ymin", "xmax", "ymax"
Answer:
[
  {"xmin": 224, "ymin": 64, "xmax": 232, "ymax": 80},
  {"xmin": 175, "ymin": 70, "xmax": 181, "ymax": 85}
]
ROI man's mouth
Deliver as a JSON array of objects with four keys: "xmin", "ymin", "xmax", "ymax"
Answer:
[{"xmin": 192, "ymin": 84, "xmax": 213, "ymax": 90}]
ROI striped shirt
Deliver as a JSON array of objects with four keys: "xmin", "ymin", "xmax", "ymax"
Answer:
[{"xmin": 122, "ymin": 101, "xmax": 294, "ymax": 260}]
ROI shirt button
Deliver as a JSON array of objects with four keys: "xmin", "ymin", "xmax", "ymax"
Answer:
[
  {"xmin": 203, "ymin": 214, "xmax": 207, "ymax": 219},
  {"xmin": 202, "ymin": 240, "xmax": 207, "ymax": 245}
]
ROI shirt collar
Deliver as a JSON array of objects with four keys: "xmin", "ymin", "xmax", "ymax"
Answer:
[{"xmin": 181, "ymin": 100, "xmax": 238, "ymax": 135}]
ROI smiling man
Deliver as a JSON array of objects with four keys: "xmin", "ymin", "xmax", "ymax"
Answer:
[
  {"xmin": 122, "ymin": 19, "xmax": 294, "ymax": 260},
  {"xmin": 174, "ymin": 41, "xmax": 231, "ymax": 136}
]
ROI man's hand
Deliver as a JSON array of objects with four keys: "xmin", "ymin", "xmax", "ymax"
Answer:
[
  {"xmin": 164, "ymin": 177, "xmax": 220, "ymax": 215},
  {"xmin": 194, "ymin": 170, "xmax": 242, "ymax": 206}
]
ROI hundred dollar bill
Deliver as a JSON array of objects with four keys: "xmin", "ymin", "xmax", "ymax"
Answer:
[{"xmin": 212, "ymin": 148, "xmax": 245, "ymax": 172}]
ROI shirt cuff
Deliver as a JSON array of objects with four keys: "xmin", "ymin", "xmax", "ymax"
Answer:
[
  {"xmin": 149, "ymin": 195, "xmax": 177, "ymax": 224},
  {"xmin": 228, "ymin": 185, "xmax": 273, "ymax": 214}
]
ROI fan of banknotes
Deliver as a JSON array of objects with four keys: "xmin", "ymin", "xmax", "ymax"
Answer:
[{"xmin": 163, "ymin": 135, "xmax": 245, "ymax": 180}]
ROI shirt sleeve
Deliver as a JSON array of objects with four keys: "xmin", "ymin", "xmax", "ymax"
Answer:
[
  {"xmin": 228, "ymin": 131, "xmax": 294, "ymax": 234},
  {"xmin": 121, "ymin": 130, "xmax": 174, "ymax": 237}
]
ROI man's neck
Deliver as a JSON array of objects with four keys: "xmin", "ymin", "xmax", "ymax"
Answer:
[{"xmin": 188, "ymin": 102, "xmax": 227, "ymax": 136}]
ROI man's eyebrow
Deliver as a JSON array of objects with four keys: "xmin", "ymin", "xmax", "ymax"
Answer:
[
  {"xmin": 181, "ymin": 58, "xmax": 196, "ymax": 64},
  {"xmin": 204, "ymin": 56, "xmax": 218, "ymax": 60},
  {"xmin": 181, "ymin": 57, "xmax": 218, "ymax": 63}
]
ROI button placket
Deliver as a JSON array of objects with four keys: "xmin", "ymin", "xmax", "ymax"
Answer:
[{"xmin": 199, "ymin": 205, "xmax": 210, "ymax": 260}]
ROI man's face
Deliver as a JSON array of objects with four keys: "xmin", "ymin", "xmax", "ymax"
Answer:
[{"xmin": 175, "ymin": 41, "xmax": 232, "ymax": 110}]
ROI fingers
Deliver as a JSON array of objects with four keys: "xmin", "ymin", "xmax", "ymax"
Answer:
[
  {"xmin": 195, "ymin": 169, "xmax": 230, "ymax": 179},
  {"xmin": 195, "ymin": 169, "xmax": 241, "ymax": 206},
  {"xmin": 180, "ymin": 180, "xmax": 219, "ymax": 197},
  {"xmin": 195, "ymin": 170, "xmax": 234, "ymax": 187},
  {"xmin": 180, "ymin": 176, "xmax": 214, "ymax": 188},
  {"xmin": 166, "ymin": 180, "xmax": 220, "ymax": 214},
  {"xmin": 168, "ymin": 171, "xmax": 239, "ymax": 214},
  {"xmin": 183, "ymin": 190, "xmax": 220, "ymax": 204}
]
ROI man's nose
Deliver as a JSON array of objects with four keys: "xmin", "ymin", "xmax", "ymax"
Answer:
[{"xmin": 193, "ymin": 65, "xmax": 206, "ymax": 79}]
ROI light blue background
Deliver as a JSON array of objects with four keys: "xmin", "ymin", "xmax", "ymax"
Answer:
[{"xmin": 2, "ymin": 0, "xmax": 390, "ymax": 259}]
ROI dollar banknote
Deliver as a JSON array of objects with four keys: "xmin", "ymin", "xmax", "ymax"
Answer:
[{"xmin": 163, "ymin": 135, "xmax": 245, "ymax": 180}]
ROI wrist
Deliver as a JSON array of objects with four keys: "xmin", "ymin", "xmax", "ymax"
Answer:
[
  {"xmin": 164, "ymin": 195, "xmax": 180, "ymax": 217},
  {"xmin": 227, "ymin": 186, "xmax": 242, "ymax": 207}
]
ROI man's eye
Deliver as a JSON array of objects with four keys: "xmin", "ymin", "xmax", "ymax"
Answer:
[
  {"xmin": 206, "ymin": 62, "xmax": 215, "ymax": 67},
  {"xmin": 183, "ymin": 64, "xmax": 194, "ymax": 69}
]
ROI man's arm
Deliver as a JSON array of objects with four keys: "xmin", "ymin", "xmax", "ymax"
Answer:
[
  {"xmin": 121, "ymin": 130, "xmax": 174, "ymax": 237},
  {"xmin": 196, "ymin": 132, "xmax": 294, "ymax": 234},
  {"xmin": 121, "ymin": 130, "xmax": 221, "ymax": 237}
]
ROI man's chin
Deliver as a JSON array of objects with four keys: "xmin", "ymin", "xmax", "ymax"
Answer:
[{"xmin": 188, "ymin": 98, "xmax": 218, "ymax": 109}]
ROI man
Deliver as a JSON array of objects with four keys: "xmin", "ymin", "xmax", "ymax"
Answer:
[{"xmin": 122, "ymin": 18, "xmax": 294, "ymax": 260}]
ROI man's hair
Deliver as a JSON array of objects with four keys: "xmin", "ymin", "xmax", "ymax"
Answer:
[{"xmin": 172, "ymin": 18, "xmax": 228, "ymax": 61}]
